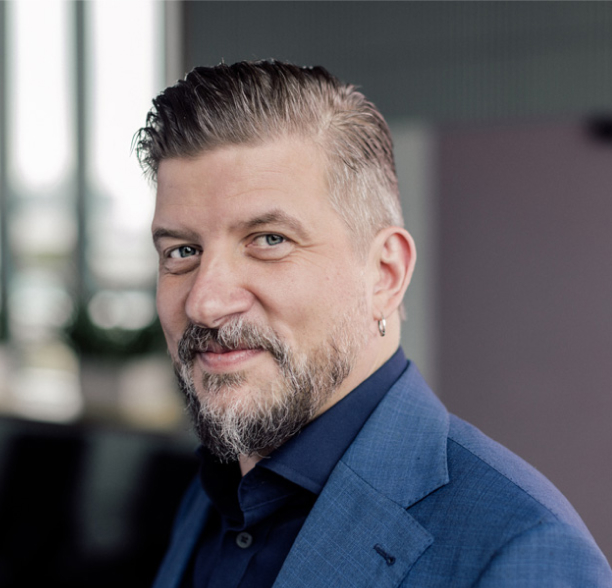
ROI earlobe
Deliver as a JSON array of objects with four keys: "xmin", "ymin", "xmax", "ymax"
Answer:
[{"xmin": 372, "ymin": 227, "xmax": 416, "ymax": 317}]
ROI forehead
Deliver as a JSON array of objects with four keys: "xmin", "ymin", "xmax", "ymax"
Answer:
[{"xmin": 153, "ymin": 138, "xmax": 339, "ymax": 230}]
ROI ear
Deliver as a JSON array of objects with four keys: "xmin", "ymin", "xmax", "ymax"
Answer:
[{"xmin": 370, "ymin": 227, "xmax": 416, "ymax": 319}]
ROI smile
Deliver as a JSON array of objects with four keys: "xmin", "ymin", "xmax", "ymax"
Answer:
[{"xmin": 195, "ymin": 347, "xmax": 265, "ymax": 372}]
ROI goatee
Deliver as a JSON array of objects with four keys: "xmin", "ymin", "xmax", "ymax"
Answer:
[{"xmin": 173, "ymin": 317, "xmax": 356, "ymax": 462}]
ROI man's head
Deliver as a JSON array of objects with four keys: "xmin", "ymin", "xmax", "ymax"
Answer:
[
  {"xmin": 136, "ymin": 60, "xmax": 403, "ymax": 251},
  {"xmin": 137, "ymin": 62, "xmax": 415, "ymax": 467}
]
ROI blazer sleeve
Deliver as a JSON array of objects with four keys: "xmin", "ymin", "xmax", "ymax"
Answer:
[{"xmin": 475, "ymin": 520, "xmax": 612, "ymax": 587}]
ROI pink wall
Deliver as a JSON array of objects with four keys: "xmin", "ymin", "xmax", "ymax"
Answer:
[{"xmin": 438, "ymin": 120, "xmax": 612, "ymax": 560}]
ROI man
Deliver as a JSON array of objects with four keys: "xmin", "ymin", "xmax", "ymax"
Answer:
[{"xmin": 136, "ymin": 61, "xmax": 612, "ymax": 587}]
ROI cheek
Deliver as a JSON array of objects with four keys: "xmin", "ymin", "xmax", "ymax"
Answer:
[
  {"xmin": 259, "ymin": 266, "xmax": 361, "ymax": 343},
  {"xmin": 156, "ymin": 280, "xmax": 188, "ymax": 347}
]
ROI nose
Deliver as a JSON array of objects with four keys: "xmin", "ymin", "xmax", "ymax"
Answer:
[{"xmin": 184, "ymin": 253, "xmax": 254, "ymax": 329}]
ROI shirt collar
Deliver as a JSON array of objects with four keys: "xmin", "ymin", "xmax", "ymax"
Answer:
[
  {"xmin": 197, "ymin": 347, "xmax": 409, "ymax": 516},
  {"xmin": 258, "ymin": 347, "xmax": 408, "ymax": 494}
]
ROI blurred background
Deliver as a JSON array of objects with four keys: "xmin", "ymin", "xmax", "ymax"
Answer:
[{"xmin": 0, "ymin": 1, "xmax": 611, "ymax": 585}]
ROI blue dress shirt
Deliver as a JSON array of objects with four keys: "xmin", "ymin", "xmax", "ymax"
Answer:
[{"xmin": 189, "ymin": 348, "xmax": 408, "ymax": 588}]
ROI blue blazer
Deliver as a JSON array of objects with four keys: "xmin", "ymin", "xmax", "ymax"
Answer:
[{"xmin": 152, "ymin": 363, "xmax": 612, "ymax": 587}]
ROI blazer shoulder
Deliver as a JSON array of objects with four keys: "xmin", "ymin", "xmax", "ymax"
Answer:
[
  {"xmin": 447, "ymin": 414, "xmax": 589, "ymax": 532},
  {"xmin": 400, "ymin": 414, "xmax": 612, "ymax": 585}
]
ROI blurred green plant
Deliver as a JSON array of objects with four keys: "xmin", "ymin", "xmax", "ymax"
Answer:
[{"xmin": 65, "ymin": 304, "xmax": 167, "ymax": 359}]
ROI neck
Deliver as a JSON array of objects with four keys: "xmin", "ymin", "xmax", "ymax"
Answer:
[{"xmin": 239, "ymin": 453, "xmax": 261, "ymax": 476}]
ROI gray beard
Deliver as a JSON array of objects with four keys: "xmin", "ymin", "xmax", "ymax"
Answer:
[{"xmin": 173, "ymin": 317, "xmax": 357, "ymax": 463}]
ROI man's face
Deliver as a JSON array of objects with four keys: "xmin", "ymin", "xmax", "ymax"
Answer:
[{"xmin": 152, "ymin": 137, "xmax": 379, "ymax": 461}]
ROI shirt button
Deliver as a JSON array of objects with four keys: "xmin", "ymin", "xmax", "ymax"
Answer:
[{"xmin": 236, "ymin": 532, "xmax": 253, "ymax": 549}]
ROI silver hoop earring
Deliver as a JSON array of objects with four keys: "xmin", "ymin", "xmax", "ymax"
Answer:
[{"xmin": 378, "ymin": 316, "xmax": 386, "ymax": 337}]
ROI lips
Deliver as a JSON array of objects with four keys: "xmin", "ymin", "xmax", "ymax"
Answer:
[
  {"xmin": 195, "ymin": 346, "xmax": 264, "ymax": 372},
  {"xmin": 197, "ymin": 340, "xmax": 256, "ymax": 354}
]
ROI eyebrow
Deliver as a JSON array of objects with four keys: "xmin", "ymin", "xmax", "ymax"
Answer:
[
  {"xmin": 233, "ymin": 209, "xmax": 310, "ymax": 239},
  {"xmin": 152, "ymin": 227, "xmax": 200, "ymax": 248},
  {"xmin": 152, "ymin": 209, "xmax": 310, "ymax": 248}
]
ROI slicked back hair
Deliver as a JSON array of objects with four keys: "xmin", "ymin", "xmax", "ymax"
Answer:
[{"xmin": 135, "ymin": 60, "xmax": 404, "ymax": 249}]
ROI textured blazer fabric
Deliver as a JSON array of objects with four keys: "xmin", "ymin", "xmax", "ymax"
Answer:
[{"xmin": 152, "ymin": 363, "xmax": 612, "ymax": 588}]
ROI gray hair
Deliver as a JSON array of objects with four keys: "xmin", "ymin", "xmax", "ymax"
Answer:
[{"xmin": 135, "ymin": 60, "xmax": 403, "ymax": 247}]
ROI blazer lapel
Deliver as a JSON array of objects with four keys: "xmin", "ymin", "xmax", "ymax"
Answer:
[
  {"xmin": 273, "ymin": 363, "xmax": 450, "ymax": 588},
  {"xmin": 152, "ymin": 481, "xmax": 211, "ymax": 588},
  {"xmin": 272, "ymin": 460, "xmax": 433, "ymax": 588}
]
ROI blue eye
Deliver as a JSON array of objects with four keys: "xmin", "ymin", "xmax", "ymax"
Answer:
[
  {"xmin": 170, "ymin": 245, "xmax": 197, "ymax": 259},
  {"xmin": 264, "ymin": 234, "xmax": 284, "ymax": 246},
  {"xmin": 249, "ymin": 233, "xmax": 291, "ymax": 259}
]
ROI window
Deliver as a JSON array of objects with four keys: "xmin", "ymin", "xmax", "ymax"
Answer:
[{"xmin": 0, "ymin": 0, "xmax": 183, "ymax": 428}]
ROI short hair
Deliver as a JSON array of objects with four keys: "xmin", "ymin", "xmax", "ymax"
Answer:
[{"xmin": 135, "ymin": 60, "xmax": 403, "ymax": 247}]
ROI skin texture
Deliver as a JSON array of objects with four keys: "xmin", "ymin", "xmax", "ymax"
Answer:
[{"xmin": 152, "ymin": 137, "xmax": 416, "ymax": 474}]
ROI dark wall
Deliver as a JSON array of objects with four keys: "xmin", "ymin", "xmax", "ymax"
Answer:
[
  {"xmin": 0, "ymin": 418, "xmax": 198, "ymax": 588},
  {"xmin": 183, "ymin": 2, "xmax": 612, "ymax": 122}
]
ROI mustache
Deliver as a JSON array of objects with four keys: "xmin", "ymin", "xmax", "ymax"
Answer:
[{"xmin": 177, "ymin": 319, "xmax": 286, "ymax": 365}]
